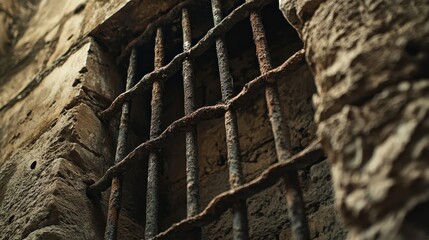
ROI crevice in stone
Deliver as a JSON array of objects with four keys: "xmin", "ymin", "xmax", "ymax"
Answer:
[
  {"xmin": 0, "ymin": 38, "xmax": 90, "ymax": 113},
  {"xmin": 399, "ymin": 199, "xmax": 429, "ymax": 239}
]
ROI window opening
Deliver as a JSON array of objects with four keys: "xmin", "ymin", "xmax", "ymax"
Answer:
[{"xmin": 87, "ymin": 0, "xmax": 325, "ymax": 239}]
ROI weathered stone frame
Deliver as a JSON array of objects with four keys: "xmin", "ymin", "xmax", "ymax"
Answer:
[{"xmin": 280, "ymin": 0, "xmax": 429, "ymax": 239}]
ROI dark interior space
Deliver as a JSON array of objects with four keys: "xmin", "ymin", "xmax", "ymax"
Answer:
[{"xmin": 108, "ymin": 1, "xmax": 305, "ymax": 237}]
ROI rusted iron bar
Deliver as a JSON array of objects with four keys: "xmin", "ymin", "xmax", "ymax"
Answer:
[
  {"xmin": 284, "ymin": 171, "xmax": 309, "ymax": 239},
  {"xmin": 152, "ymin": 140, "xmax": 324, "ymax": 240},
  {"xmin": 248, "ymin": 8, "xmax": 310, "ymax": 240},
  {"xmin": 182, "ymin": 7, "xmax": 200, "ymax": 219},
  {"xmin": 211, "ymin": 0, "xmax": 248, "ymax": 239},
  {"xmin": 87, "ymin": 50, "xmax": 304, "ymax": 194},
  {"xmin": 182, "ymin": 8, "xmax": 201, "ymax": 240},
  {"xmin": 145, "ymin": 28, "xmax": 165, "ymax": 239},
  {"xmin": 104, "ymin": 48, "xmax": 138, "ymax": 240},
  {"xmin": 117, "ymin": 0, "xmax": 199, "ymax": 63},
  {"xmin": 100, "ymin": 0, "xmax": 274, "ymax": 120}
]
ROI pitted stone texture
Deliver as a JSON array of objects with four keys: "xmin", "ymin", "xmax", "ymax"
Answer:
[
  {"xmin": 0, "ymin": 41, "xmax": 120, "ymax": 168},
  {"xmin": 280, "ymin": 0, "xmax": 429, "ymax": 239},
  {"xmin": 0, "ymin": 0, "xmax": 129, "ymax": 108},
  {"xmin": 0, "ymin": 108, "xmax": 103, "ymax": 240},
  {"xmin": 0, "ymin": 39, "xmax": 139, "ymax": 239},
  {"xmin": 0, "ymin": 42, "xmax": 88, "ymax": 166},
  {"xmin": 279, "ymin": 0, "xmax": 325, "ymax": 31}
]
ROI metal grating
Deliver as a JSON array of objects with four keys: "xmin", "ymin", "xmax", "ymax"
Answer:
[{"xmin": 87, "ymin": 0, "xmax": 326, "ymax": 239}]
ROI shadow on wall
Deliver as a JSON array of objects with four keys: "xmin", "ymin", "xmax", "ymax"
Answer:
[
  {"xmin": 399, "ymin": 199, "xmax": 429, "ymax": 239},
  {"xmin": 0, "ymin": 13, "xmax": 11, "ymax": 54}
]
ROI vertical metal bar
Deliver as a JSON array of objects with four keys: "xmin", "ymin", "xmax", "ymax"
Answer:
[
  {"xmin": 247, "ymin": 6, "xmax": 310, "ymax": 240},
  {"xmin": 104, "ymin": 48, "xmax": 138, "ymax": 240},
  {"xmin": 145, "ymin": 28, "xmax": 165, "ymax": 240},
  {"xmin": 210, "ymin": 0, "xmax": 249, "ymax": 239},
  {"xmin": 182, "ymin": 8, "xmax": 202, "ymax": 240}
]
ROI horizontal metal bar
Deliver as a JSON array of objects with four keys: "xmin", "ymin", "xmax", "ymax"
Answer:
[
  {"xmin": 151, "ymin": 140, "xmax": 324, "ymax": 240},
  {"xmin": 99, "ymin": 0, "xmax": 275, "ymax": 119},
  {"xmin": 87, "ymin": 49, "xmax": 304, "ymax": 194}
]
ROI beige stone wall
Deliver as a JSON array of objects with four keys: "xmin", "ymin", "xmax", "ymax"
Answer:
[
  {"xmin": 1, "ymin": 0, "xmax": 346, "ymax": 239},
  {"xmin": 280, "ymin": 0, "xmax": 429, "ymax": 239},
  {"xmin": 0, "ymin": 0, "xmax": 133, "ymax": 239}
]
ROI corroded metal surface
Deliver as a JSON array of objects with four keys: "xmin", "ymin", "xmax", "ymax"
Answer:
[
  {"xmin": 104, "ymin": 48, "xmax": 138, "ymax": 240},
  {"xmin": 182, "ymin": 8, "xmax": 202, "ymax": 240},
  {"xmin": 99, "ymin": 0, "xmax": 274, "ymax": 119},
  {"xmin": 88, "ymin": 50, "xmax": 305, "ymax": 194},
  {"xmin": 153, "ymin": 141, "xmax": 324, "ymax": 240},
  {"xmin": 247, "ymin": 6, "xmax": 310, "ymax": 240},
  {"xmin": 91, "ymin": 1, "xmax": 320, "ymax": 239},
  {"xmin": 145, "ymin": 28, "xmax": 165, "ymax": 239},
  {"xmin": 211, "ymin": 0, "xmax": 249, "ymax": 238}
]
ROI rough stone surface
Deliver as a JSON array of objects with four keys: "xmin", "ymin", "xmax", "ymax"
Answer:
[
  {"xmin": 0, "ymin": 0, "xmax": 130, "ymax": 108},
  {"xmin": 280, "ymin": 0, "xmax": 429, "ymax": 239},
  {"xmin": 0, "ymin": 0, "xmax": 141, "ymax": 239},
  {"xmin": 0, "ymin": 41, "xmax": 116, "ymax": 240},
  {"xmin": 1, "ymin": 0, "xmax": 346, "ymax": 239}
]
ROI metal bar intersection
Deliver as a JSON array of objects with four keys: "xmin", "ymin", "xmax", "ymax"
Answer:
[{"xmin": 95, "ymin": 1, "xmax": 320, "ymax": 239}]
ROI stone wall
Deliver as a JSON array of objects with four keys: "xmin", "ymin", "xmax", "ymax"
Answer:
[
  {"xmin": 280, "ymin": 0, "xmax": 429, "ymax": 239},
  {"xmin": 0, "ymin": 0, "xmax": 134, "ymax": 239},
  {"xmin": 0, "ymin": 0, "xmax": 346, "ymax": 239}
]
